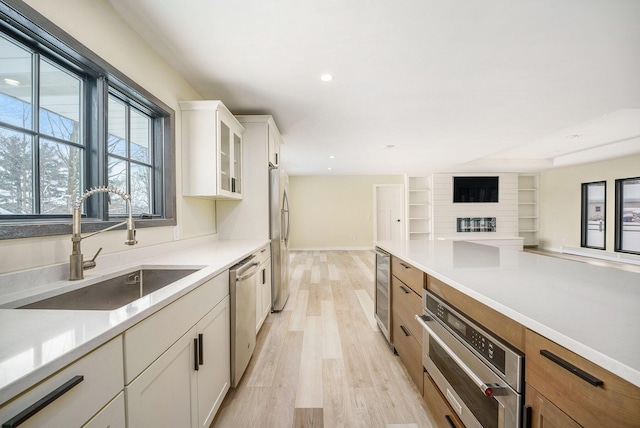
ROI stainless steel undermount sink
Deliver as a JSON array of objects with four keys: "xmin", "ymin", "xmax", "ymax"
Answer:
[{"xmin": 18, "ymin": 268, "xmax": 200, "ymax": 310}]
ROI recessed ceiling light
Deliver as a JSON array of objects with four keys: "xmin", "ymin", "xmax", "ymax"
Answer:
[
  {"xmin": 3, "ymin": 78, "xmax": 20, "ymax": 86},
  {"xmin": 382, "ymin": 144, "xmax": 395, "ymax": 149},
  {"xmin": 327, "ymin": 167, "xmax": 333, "ymax": 170},
  {"xmin": 329, "ymin": 155, "xmax": 335, "ymax": 159},
  {"xmin": 320, "ymin": 73, "xmax": 334, "ymax": 82}
]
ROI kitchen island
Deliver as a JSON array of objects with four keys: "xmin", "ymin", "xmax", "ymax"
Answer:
[{"xmin": 377, "ymin": 239, "xmax": 640, "ymax": 427}]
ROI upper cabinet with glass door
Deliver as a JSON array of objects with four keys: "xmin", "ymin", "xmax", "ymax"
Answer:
[{"xmin": 179, "ymin": 100, "xmax": 244, "ymax": 199}]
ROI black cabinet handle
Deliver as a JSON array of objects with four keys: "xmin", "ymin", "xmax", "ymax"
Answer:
[
  {"xmin": 444, "ymin": 415, "xmax": 457, "ymax": 428},
  {"xmin": 523, "ymin": 404, "xmax": 532, "ymax": 428},
  {"xmin": 399, "ymin": 325, "xmax": 410, "ymax": 337},
  {"xmin": 540, "ymin": 349, "xmax": 604, "ymax": 387},
  {"xmin": 399, "ymin": 263, "xmax": 410, "ymax": 270},
  {"xmin": 398, "ymin": 285, "xmax": 410, "ymax": 294},
  {"xmin": 198, "ymin": 334, "xmax": 204, "ymax": 366},
  {"xmin": 194, "ymin": 338, "xmax": 199, "ymax": 371},
  {"xmin": 275, "ymin": 153, "xmax": 278, "ymax": 165},
  {"xmin": 262, "ymin": 268, "xmax": 266, "ymax": 285},
  {"xmin": 2, "ymin": 375, "xmax": 84, "ymax": 428}
]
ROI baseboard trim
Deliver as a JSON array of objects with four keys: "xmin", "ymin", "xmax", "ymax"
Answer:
[{"xmin": 290, "ymin": 246, "xmax": 374, "ymax": 252}]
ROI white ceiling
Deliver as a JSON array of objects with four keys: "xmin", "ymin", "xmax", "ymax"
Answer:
[{"xmin": 107, "ymin": 0, "xmax": 640, "ymax": 176}]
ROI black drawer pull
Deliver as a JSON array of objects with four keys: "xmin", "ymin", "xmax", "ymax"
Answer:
[
  {"xmin": 445, "ymin": 415, "xmax": 457, "ymax": 428},
  {"xmin": 398, "ymin": 285, "xmax": 410, "ymax": 294},
  {"xmin": 194, "ymin": 338, "xmax": 199, "ymax": 371},
  {"xmin": 399, "ymin": 263, "xmax": 410, "ymax": 270},
  {"xmin": 540, "ymin": 349, "xmax": 604, "ymax": 387},
  {"xmin": 198, "ymin": 333, "xmax": 204, "ymax": 365},
  {"xmin": 399, "ymin": 325, "xmax": 411, "ymax": 337},
  {"xmin": 2, "ymin": 375, "xmax": 84, "ymax": 428}
]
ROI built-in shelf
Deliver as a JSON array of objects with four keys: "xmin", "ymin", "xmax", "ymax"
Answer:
[
  {"xmin": 518, "ymin": 174, "xmax": 540, "ymax": 246},
  {"xmin": 406, "ymin": 176, "xmax": 432, "ymax": 241}
]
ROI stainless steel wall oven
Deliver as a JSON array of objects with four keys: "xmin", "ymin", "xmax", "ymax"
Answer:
[{"xmin": 416, "ymin": 289, "xmax": 524, "ymax": 428}]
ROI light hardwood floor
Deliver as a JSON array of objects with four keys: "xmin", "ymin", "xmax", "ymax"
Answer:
[{"xmin": 212, "ymin": 250, "xmax": 435, "ymax": 428}]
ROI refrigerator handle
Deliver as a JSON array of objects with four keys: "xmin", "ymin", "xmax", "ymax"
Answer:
[{"xmin": 283, "ymin": 189, "xmax": 291, "ymax": 245}]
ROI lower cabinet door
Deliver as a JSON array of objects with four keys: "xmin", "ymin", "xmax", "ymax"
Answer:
[
  {"xmin": 526, "ymin": 384, "xmax": 581, "ymax": 428},
  {"xmin": 261, "ymin": 259, "xmax": 272, "ymax": 325},
  {"xmin": 196, "ymin": 296, "xmax": 231, "ymax": 428},
  {"xmin": 126, "ymin": 326, "xmax": 198, "ymax": 428}
]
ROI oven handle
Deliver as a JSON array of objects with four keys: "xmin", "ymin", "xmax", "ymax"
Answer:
[{"xmin": 415, "ymin": 314, "xmax": 506, "ymax": 398}]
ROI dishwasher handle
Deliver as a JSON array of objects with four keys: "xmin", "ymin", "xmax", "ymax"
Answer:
[{"xmin": 235, "ymin": 256, "xmax": 260, "ymax": 282}]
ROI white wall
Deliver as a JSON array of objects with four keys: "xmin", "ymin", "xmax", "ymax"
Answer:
[
  {"xmin": 539, "ymin": 154, "xmax": 640, "ymax": 254},
  {"xmin": 0, "ymin": 0, "xmax": 216, "ymax": 274},
  {"xmin": 288, "ymin": 175, "xmax": 404, "ymax": 250},
  {"xmin": 432, "ymin": 173, "xmax": 519, "ymax": 238}
]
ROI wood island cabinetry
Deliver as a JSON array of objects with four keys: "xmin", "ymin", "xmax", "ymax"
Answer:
[
  {"xmin": 390, "ymin": 256, "xmax": 425, "ymax": 394},
  {"xmin": 525, "ymin": 329, "xmax": 640, "ymax": 428}
]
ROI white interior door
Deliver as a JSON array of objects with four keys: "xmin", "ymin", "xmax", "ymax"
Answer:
[{"xmin": 374, "ymin": 185, "xmax": 404, "ymax": 241}]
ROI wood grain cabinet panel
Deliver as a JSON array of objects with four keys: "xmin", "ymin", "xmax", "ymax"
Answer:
[
  {"xmin": 427, "ymin": 275, "xmax": 524, "ymax": 351},
  {"xmin": 391, "ymin": 256, "xmax": 425, "ymax": 295},
  {"xmin": 423, "ymin": 372, "xmax": 464, "ymax": 428},
  {"xmin": 526, "ymin": 384, "xmax": 581, "ymax": 428},
  {"xmin": 392, "ymin": 312, "xmax": 423, "ymax": 394},
  {"xmin": 391, "ymin": 275, "xmax": 423, "ymax": 346},
  {"xmin": 525, "ymin": 329, "xmax": 640, "ymax": 428}
]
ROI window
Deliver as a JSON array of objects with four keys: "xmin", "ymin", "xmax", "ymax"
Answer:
[
  {"xmin": 0, "ymin": 1, "xmax": 175, "ymax": 239},
  {"xmin": 615, "ymin": 177, "xmax": 640, "ymax": 255},
  {"xmin": 0, "ymin": 34, "xmax": 84, "ymax": 216},
  {"xmin": 581, "ymin": 181, "xmax": 606, "ymax": 250}
]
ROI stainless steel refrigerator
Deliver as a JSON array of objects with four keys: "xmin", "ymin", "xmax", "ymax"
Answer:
[{"xmin": 269, "ymin": 166, "xmax": 290, "ymax": 312}]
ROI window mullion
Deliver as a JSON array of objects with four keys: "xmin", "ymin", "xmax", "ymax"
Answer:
[{"xmin": 32, "ymin": 52, "xmax": 40, "ymax": 215}]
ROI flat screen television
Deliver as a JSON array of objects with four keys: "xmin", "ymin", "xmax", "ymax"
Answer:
[{"xmin": 453, "ymin": 176, "xmax": 499, "ymax": 203}]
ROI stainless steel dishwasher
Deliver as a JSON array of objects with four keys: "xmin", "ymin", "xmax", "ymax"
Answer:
[{"xmin": 230, "ymin": 254, "xmax": 259, "ymax": 387}]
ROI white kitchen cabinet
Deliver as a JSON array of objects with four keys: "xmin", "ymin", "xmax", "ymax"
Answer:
[
  {"xmin": 0, "ymin": 337, "xmax": 124, "ymax": 428},
  {"xmin": 217, "ymin": 115, "xmax": 283, "ymax": 240},
  {"xmin": 124, "ymin": 271, "xmax": 230, "ymax": 428},
  {"xmin": 195, "ymin": 295, "xmax": 230, "ymax": 428},
  {"xmin": 126, "ymin": 325, "xmax": 197, "ymax": 428},
  {"xmin": 256, "ymin": 245, "xmax": 272, "ymax": 333},
  {"xmin": 83, "ymin": 391, "xmax": 126, "ymax": 428},
  {"xmin": 180, "ymin": 100, "xmax": 245, "ymax": 199},
  {"xmin": 268, "ymin": 124, "xmax": 281, "ymax": 167}
]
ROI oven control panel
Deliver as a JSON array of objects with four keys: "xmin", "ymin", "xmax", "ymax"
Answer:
[{"xmin": 427, "ymin": 296, "xmax": 506, "ymax": 374}]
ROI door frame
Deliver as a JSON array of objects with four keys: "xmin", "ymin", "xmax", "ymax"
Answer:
[{"xmin": 373, "ymin": 184, "xmax": 405, "ymax": 242}]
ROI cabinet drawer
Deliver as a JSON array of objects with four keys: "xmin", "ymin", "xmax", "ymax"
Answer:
[
  {"xmin": 391, "ymin": 275, "xmax": 423, "ymax": 346},
  {"xmin": 525, "ymin": 329, "xmax": 640, "ymax": 427},
  {"xmin": 427, "ymin": 275, "xmax": 524, "ymax": 351},
  {"xmin": 392, "ymin": 312, "xmax": 423, "ymax": 394},
  {"xmin": 391, "ymin": 256, "xmax": 424, "ymax": 295},
  {"xmin": 423, "ymin": 372, "xmax": 464, "ymax": 428},
  {"xmin": 257, "ymin": 245, "xmax": 271, "ymax": 265},
  {"xmin": 0, "ymin": 337, "xmax": 123, "ymax": 428},
  {"xmin": 124, "ymin": 271, "xmax": 229, "ymax": 384}
]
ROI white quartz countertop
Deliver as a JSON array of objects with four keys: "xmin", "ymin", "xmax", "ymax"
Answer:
[
  {"xmin": 375, "ymin": 240, "xmax": 640, "ymax": 388},
  {"xmin": 0, "ymin": 237, "xmax": 267, "ymax": 405}
]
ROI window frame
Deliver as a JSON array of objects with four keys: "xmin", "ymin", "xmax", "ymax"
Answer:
[
  {"xmin": 0, "ymin": 0, "xmax": 176, "ymax": 240},
  {"xmin": 614, "ymin": 176, "xmax": 640, "ymax": 255},
  {"xmin": 580, "ymin": 181, "xmax": 606, "ymax": 250}
]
